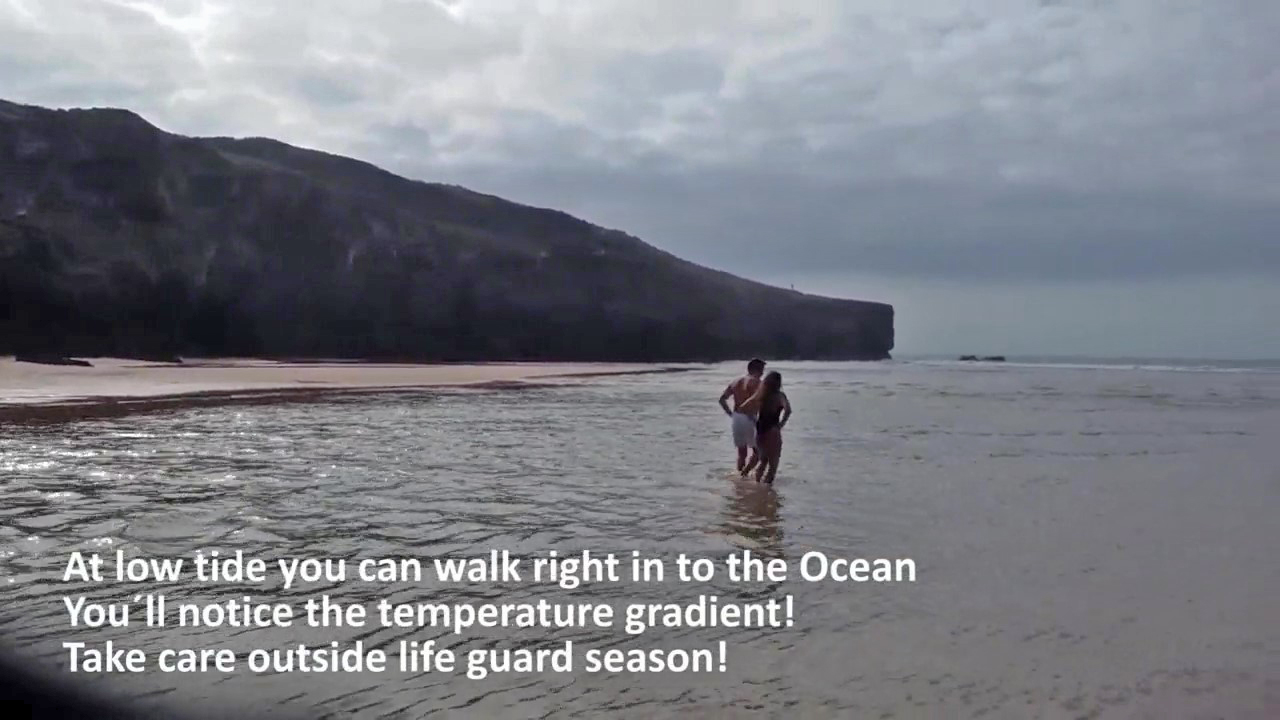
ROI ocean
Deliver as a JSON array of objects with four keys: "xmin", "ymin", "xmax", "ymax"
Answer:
[{"xmin": 1, "ymin": 359, "xmax": 1278, "ymax": 718}]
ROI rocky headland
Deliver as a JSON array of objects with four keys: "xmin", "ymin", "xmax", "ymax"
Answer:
[{"xmin": 0, "ymin": 99, "xmax": 893, "ymax": 362}]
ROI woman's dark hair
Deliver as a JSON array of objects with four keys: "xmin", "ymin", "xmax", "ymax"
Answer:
[{"xmin": 762, "ymin": 371, "xmax": 782, "ymax": 394}]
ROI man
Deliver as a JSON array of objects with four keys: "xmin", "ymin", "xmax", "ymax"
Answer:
[{"xmin": 719, "ymin": 358, "xmax": 766, "ymax": 472}]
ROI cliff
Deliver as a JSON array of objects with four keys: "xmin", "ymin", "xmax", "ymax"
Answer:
[{"xmin": 0, "ymin": 99, "xmax": 893, "ymax": 362}]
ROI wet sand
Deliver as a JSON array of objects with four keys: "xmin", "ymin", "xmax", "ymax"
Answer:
[{"xmin": 0, "ymin": 357, "xmax": 670, "ymax": 423}]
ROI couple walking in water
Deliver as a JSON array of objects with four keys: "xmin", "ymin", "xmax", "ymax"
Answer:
[{"xmin": 719, "ymin": 358, "xmax": 791, "ymax": 484}]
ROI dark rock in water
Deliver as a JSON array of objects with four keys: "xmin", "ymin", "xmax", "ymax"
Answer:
[
  {"xmin": 0, "ymin": 98, "xmax": 893, "ymax": 362},
  {"xmin": 982, "ymin": 355, "xmax": 1006, "ymax": 362},
  {"xmin": 958, "ymin": 355, "xmax": 1005, "ymax": 362},
  {"xmin": 959, "ymin": 355, "xmax": 979, "ymax": 361},
  {"xmin": 15, "ymin": 354, "xmax": 92, "ymax": 367},
  {"xmin": 125, "ymin": 354, "xmax": 184, "ymax": 364}
]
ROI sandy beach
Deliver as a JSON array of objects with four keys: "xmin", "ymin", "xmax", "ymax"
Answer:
[{"xmin": 0, "ymin": 357, "xmax": 665, "ymax": 422}]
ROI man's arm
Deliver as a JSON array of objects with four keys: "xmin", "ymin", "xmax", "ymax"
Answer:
[
  {"xmin": 779, "ymin": 393, "xmax": 793, "ymax": 429},
  {"xmin": 718, "ymin": 382, "xmax": 735, "ymax": 416}
]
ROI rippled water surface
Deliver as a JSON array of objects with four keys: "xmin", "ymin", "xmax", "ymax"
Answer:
[{"xmin": 2, "ymin": 361, "xmax": 1279, "ymax": 718}]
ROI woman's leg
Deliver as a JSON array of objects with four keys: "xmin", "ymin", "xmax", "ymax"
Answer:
[
  {"xmin": 763, "ymin": 434, "xmax": 782, "ymax": 484},
  {"xmin": 741, "ymin": 448, "xmax": 760, "ymax": 477},
  {"xmin": 753, "ymin": 430, "xmax": 776, "ymax": 481},
  {"xmin": 763, "ymin": 456, "xmax": 779, "ymax": 484}
]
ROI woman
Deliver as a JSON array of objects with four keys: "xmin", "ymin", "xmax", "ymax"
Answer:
[{"xmin": 739, "ymin": 371, "xmax": 791, "ymax": 484}]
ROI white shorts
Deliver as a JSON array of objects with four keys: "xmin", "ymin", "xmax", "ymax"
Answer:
[{"xmin": 731, "ymin": 412, "xmax": 756, "ymax": 448}]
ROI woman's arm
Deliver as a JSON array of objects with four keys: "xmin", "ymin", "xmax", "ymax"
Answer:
[
  {"xmin": 779, "ymin": 393, "xmax": 793, "ymax": 429},
  {"xmin": 739, "ymin": 383, "xmax": 767, "ymax": 415}
]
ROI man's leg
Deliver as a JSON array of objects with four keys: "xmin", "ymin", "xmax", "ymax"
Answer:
[{"xmin": 736, "ymin": 445, "xmax": 748, "ymax": 473}]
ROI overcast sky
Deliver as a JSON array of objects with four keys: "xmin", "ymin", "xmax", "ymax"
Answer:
[{"xmin": 3, "ymin": 0, "xmax": 1277, "ymax": 357}]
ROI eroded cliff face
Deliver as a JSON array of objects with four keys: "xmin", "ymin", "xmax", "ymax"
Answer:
[{"xmin": 0, "ymin": 99, "xmax": 893, "ymax": 361}]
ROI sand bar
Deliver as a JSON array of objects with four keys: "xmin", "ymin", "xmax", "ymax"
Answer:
[{"xmin": 0, "ymin": 357, "xmax": 675, "ymax": 422}]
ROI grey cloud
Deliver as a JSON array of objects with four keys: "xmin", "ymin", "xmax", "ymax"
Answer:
[
  {"xmin": 0, "ymin": 0, "xmax": 200, "ymax": 111},
  {"xmin": 0, "ymin": 0, "xmax": 1277, "ymax": 286},
  {"xmin": 422, "ymin": 162, "xmax": 1280, "ymax": 282},
  {"xmin": 291, "ymin": 70, "xmax": 368, "ymax": 107},
  {"xmin": 595, "ymin": 48, "xmax": 726, "ymax": 97},
  {"xmin": 362, "ymin": 121, "xmax": 433, "ymax": 154}
]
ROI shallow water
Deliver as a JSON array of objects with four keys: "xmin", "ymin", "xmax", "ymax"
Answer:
[{"xmin": 2, "ymin": 361, "xmax": 1278, "ymax": 718}]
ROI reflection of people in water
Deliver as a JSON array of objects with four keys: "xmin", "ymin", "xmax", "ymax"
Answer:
[
  {"xmin": 718, "ymin": 358, "xmax": 766, "ymax": 473},
  {"xmin": 739, "ymin": 371, "xmax": 791, "ymax": 484},
  {"xmin": 721, "ymin": 477, "xmax": 783, "ymax": 553}
]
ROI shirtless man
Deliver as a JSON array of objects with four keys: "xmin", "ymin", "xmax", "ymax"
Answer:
[{"xmin": 719, "ymin": 358, "xmax": 766, "ymax": 472}]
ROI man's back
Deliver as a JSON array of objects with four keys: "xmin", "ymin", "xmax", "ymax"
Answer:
[{"xmin": 731, "ymin": 375, "xmax": 762, "ymax": 413}]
